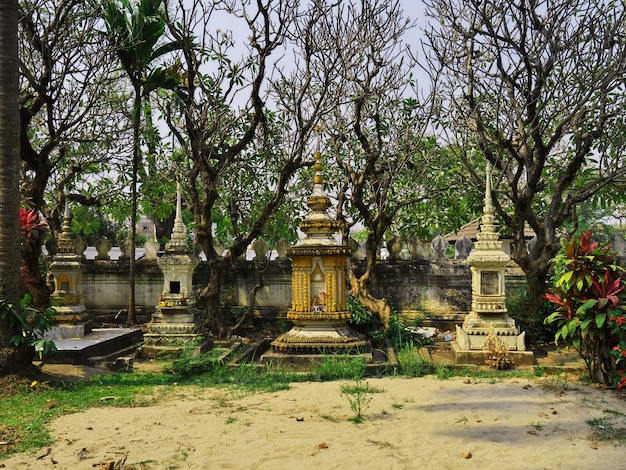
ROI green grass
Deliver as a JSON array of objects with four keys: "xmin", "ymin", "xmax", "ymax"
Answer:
[
  {"xmin": 0, "ymin": 346, "xmax": 609, "ymax": 460},
  {"xmin": 396, "ymin": 345, "xmax": 433, "ymax": 377},
  {"xmin": 1, "ymin": 372, "xmax": 175, "ymax": 457},
  {"xmin": 307, "ymin": 353, "xmax": 367, "ymax": 381}
]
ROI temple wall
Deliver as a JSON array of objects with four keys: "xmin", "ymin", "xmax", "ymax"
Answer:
[{"xmin": 77, "ymin": 257, "xmax": 526, "ymax": 324}]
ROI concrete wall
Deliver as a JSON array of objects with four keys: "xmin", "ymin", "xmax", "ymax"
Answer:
[{"xmin": 77, "ymin": 257, "xmax": 527, "ymax": 325}]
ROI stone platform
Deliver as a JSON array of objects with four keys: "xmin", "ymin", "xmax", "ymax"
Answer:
[{"xmin": 44, "ymin": 328, "xmax": 143, "ymax": 366}]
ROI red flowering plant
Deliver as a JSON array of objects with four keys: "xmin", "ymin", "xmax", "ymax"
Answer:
[
  {"xmin": 19, "ymin": 208, "xmax": 50, "ymax": 304},
  {"xmin": 544, "ymin": 229, "xmax": 626, "ymax": 387},
  {"xmin": 608, "ymin": 314, "xmax": 626, "ymax": 389}
]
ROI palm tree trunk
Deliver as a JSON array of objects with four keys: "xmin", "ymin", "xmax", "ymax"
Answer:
[
  {"xmin": 0, "ymin": 0, "xmax": 30, "ymax": 373},
  {"xmin": 127, "ymin": 84, "xmax": 141, "ymax": 325}
]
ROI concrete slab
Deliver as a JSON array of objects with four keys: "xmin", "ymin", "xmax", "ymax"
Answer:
[{"xmin": 45, "ymin": 328, "xmax": 143, "ymax": 365}]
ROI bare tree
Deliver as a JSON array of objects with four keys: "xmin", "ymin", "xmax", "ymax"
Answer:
[
  {"xmin": 18, "ymin": 0, "xmax": 128, "ymax": 305},
  {"xmin": 161, "ymin": 0, "xmax": 340, "ymax": 337},
  {"xmin": 317, "ymin": 0, "xmax": 444, "ymax": 324},
  {"xmin": 424, "ymin": 0, "xmax": 626, "ymax": 305}
]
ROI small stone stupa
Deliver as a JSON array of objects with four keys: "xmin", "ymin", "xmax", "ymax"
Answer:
[
  {"xmin": 47, "ymin": 193, "xmax": 91, "ymax": 338},
  {"xmin": 142, "ymin": 182, "xmax": 211, "ymax": 358},
  {"xmin": 271, "ymin": 136, "xmax": 367, "ymax": 353},
  {"xmin": 452, "ymin": 164, "xmax": 534, "ymax": 365}
]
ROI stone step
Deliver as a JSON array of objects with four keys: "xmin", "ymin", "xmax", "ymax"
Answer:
[{"xmin": 87, "ymin": 344, "xmax": 139, "ymax": 371}]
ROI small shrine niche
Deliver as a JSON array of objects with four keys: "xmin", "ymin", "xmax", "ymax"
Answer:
[
  {"xmin": 310, "ymin": 261, "xmax": 326, "ymax": 312},
  {"xmin": 480, "ymin": 271, "xmax": 501, "ymax": 296},
  {"xmin": 169, "ymin": 281, "xmax": 181, "ymax": 295}
]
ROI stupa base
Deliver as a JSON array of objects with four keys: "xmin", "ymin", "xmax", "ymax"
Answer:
[
  {"xmin": 451, "ymin": 341, "xmax": 535, "ymax": 366},
  {"xmin": 271, "ymin": 322, "xmax": 368, "ymax": 354}
]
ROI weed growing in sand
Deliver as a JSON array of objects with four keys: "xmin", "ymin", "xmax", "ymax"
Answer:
[
  {"xmin": 340, "ymin": 379, "xmax": 383, "ymax": 423},
  {"xmin": 320, "ymin": 413, "xmax": 340, "ymax": 422},
  {"xmin": 225, "ymin": 415, "xmax": 238, "ymax": 425},
  {"xmin": 392, "ymin": 403, "xmax": 404, "ymax": 409},
  {"xmin": 587, "ymin": 409, "xmax": 626, "ymax": 445},
  {"xmin": 536, "ymin": 373, "xmax": 570, "ymax": 395}
]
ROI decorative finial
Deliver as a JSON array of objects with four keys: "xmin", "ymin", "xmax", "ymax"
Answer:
[
  {"xmin": 64, "ymin": 190, "xmax": 71, "ymax": 220},
  {"xmin": 176, "ymin": 180, "xmax": 183, "ymax": 224},
  {"xmin": 484, "ymin": 162, "xmax": 493, "ymax": 215},
  {"xmin": 312, "ymin": 126, "xmax": 324, "ymax": 197}
]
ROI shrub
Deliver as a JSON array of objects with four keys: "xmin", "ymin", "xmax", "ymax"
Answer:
[
  {"xmin": 0, "ymin": 294, "xmax": 56, "ymax": 360},
  {"xmin": 544, "ymin": 229, "xmax": 626, "ymax": 387},
  {"xmin": 506, "ymin": 285, "xmax": 557, "ymax": 346},
  {"xmin": 347, "ymin": 296, "xmax": 374, "ymax": 333}
]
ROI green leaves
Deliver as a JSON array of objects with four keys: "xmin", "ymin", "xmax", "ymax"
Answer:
[{"xmin": 544, "ymin": 229, "xmax": 626, "ymax": 386}]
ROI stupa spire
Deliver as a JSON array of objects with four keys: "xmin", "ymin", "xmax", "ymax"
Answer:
[
  {"xmin": 312, "ymin": 129, "xmax": 325, "ymax": 197},
  {"xmin": 475, "ymin": 162, "xmax": 501, "ymax": 248},
  {"xmin": 166, "ymin": 181, "xmax": 187, "ymax": 252},
  {"xmin": 298, "ymin": 128, "xmax": 341, "ymax": 245},
  {"xmin": 57, "ymin": 190, "xmax": 75, "ymax": 255}
]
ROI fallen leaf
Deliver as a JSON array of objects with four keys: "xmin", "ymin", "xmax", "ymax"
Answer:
[
  {"xmin": 527, "ymin": 430, "xmax": 539, "ymax": 436},
  {"xmin": 461, "ymin": 450, "xmax": 472, "ymax": 459},
  {"xmin": 317, "ymin": 442, "xmax": 328, "ymax": 449},
  {"xmin": 463, "ymin": 378, "xmax": 471, "ymax": 384}
]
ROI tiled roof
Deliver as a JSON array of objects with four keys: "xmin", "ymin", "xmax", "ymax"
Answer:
[{"xmin": 444, "ymin": 218, "xmax": 535, "ymax": 242}]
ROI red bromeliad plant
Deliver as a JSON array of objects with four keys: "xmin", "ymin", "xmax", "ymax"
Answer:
[
  {"xmin": 544, "ymin": 229, "xmax": 626, "ymax": 387},
  {"xmin": 19, "ymin": 208, "xmax": 50, "ymax": 307}
]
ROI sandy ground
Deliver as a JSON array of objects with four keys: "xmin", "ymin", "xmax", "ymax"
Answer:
[{"xmin": 2, "ymin": 375, "xmax": 625, "ymax": 470}]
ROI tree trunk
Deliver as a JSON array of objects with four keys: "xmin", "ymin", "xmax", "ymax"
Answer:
[
  {"xmin": 199, "ymin": 260, "xmax": 228, "ymax": 338},
  {"xmin": 348, "ymin": 236, "xmax": 392, "ymax": 327},
  {"xmin": 0, "ymin": 0, "xmax": 31, "ymax": 374},
  {"xmin": 231, "ymin": 265, "xmax": 264, "ymax": 337},
  {"xmin": 348, "ymin": 273, "xmax": 392, "ymax": 327},
  {"xmin": 127, "ymin": 84, "xmax": 141, "ymax": 325}
]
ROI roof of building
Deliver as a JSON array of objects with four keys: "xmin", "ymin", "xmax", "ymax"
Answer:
[{"xmin": 444, "ymin": 218, "xmax": 535, "ymax": 242}]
